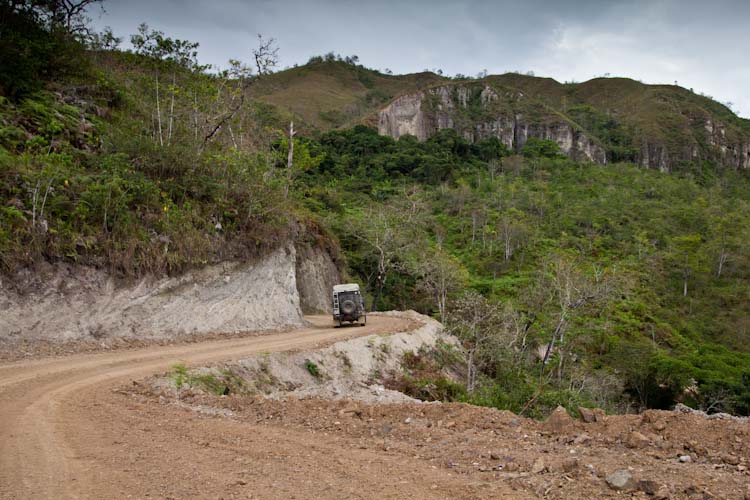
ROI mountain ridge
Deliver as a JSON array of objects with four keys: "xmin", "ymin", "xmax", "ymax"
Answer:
[{"xmin": 255, "ymin": 60, "xmax": 750, "ymax": 172}]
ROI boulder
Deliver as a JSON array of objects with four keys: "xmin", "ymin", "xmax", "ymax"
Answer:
[{"xmin": 578, "ymin": 407, "xmax": 597, "ymax": 423}]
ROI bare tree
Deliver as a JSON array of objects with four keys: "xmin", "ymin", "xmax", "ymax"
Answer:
[
  {"xmin": 40, "ymin": 0, "xmax": 104, "ymax": 36},
  {"xmin": 284, "ymin": 121, "xmax": 294, "ymax": 199},
  {"xmin": 201, "ymin": 35, "xmax": 278, "ymax": 151},
  {"xmin": 347, "ymin": 204, "xmax": 418, "ymax": 311},
  {"xmin": 539, "ymin": 254, "xmax": 614, "ymax": 381},
  {"xmin": 448, "ymin": 292, "xmax": 531, "ymax": 393},
  {"xmin": 497, "ymin": 208, "xmax": 529, "ymax": 262},
  {"xmin": 131, "ymin": 24, "xmax": 199, "ymax": 147},
  {"xmin": 252, "ymin": 34, "xmax": 279, "ymax": 76},
  {"xmin": 413, "ymin": 249, "xmax": 465, "ymax": 319}
]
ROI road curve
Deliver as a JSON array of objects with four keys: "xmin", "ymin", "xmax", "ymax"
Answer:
[{"xmin": 0, "ymin": 314, "xmax": 412, "ymax": 500}]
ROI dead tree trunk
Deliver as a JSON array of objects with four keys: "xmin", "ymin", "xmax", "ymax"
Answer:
[
  {"xmin": 167, "ymin": 72, "xmax": 176, "ymax": 145},
  {"xmin": 155, "ymin": 72, "xmax": 163, "ymax": 147},
  {"xmin": 284, "ymin": 121, "xmax": 295, "ymax": 199}
]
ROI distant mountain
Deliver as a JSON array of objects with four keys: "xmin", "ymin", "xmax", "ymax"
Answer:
[{"xmin": 256, "ymin": 61, "xmax": 750, "ymax": 172}]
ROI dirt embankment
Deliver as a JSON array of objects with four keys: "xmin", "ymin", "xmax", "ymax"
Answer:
[
  {"xmin": 151, "ymin": 310, "xmax": 447, "ymax": 403},
  {"xmin": 0, "ymin": 241, "xmax": 341, "ymax": 359}
]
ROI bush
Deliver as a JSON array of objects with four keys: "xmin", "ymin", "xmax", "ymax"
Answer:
[
  {"xmin": 304, "ymin": 359, "xmax": 321, "ymax": 378},
  {"xmin": 521, "ymin": 138, "xmax": 562, "ymax": 158}
]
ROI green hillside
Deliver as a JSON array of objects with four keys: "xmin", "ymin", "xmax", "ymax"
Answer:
[{"xmin": 2, "ymin": 4, "xmax": 750, "ymax": 417}]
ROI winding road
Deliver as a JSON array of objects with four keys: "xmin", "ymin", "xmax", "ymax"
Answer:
[{"xmin": 0, "ymin": 315, "xmax": 419, "ymax": 499}]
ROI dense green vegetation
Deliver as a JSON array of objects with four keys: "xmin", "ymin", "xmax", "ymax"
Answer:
[
  {"xmin": 3, "ymin": 2, "xmax": 750, "ymax": 417},
  {"xmin": 0, "ymin": 3, "xmax": 295, "ymax": 276},
  {"xmin": 297, "ymin": 126, "xmax": 750, "ymax": 417}
]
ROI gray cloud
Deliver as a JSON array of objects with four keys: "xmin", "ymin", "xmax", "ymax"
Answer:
[{"xmin": 91, "ymin": 0, "xmax": 750, "ymax": 116}]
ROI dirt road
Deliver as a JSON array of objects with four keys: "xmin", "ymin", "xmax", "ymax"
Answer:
[
  {"xmin": 0, "ymin": 314, "xmax": 448, "ymax": 500},
  {"xmin": 3, "ymin": 314, "xmax": 748, "ymax": 499}
]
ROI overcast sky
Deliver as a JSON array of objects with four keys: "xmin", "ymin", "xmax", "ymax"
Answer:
[{"xmin": 91, "ymin": 0, "xmax": 750, "ymax": 117}]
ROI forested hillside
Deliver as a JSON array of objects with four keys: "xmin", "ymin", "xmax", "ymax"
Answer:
[
  {"xmin": 297, "ymin": 126, "xmax": 750, "ymax": 416},
  {"xmin": 2, "ymin": 1, "xmax": 750, "ymax": 417}
]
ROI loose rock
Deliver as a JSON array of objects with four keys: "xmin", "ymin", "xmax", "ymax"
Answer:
[
  {"xmin": 578, "ymin": 407, "xmax": 598, "ymax": 423},
  {"xmin": 627, "ymin": 431, "xmax": 650, "ymax": 449},
  {"xmin": 655, "ymin": 485, "xmax": 672, "ymax": 499},
  {"xmin": 721, "ymin": 453, "xmax": 740, "ymax": 466},
  {"xmin": 638, "ymin": 479, "xmax": 660, "ymax": 495},
  {"xmin": 562, "ymin": 457, "xmax": 579, "ymax": 473},
  {"xmin": 545, "ymin": 406, "xmax": 574, "ymax": 433},
  {"xmin": 531, "ymin": 458, "xmax": 546, "ymax": 474},
  {"xmin": 606, "ymin": 469, "xmax": 636, "ymax": 491},
  {"xmin": 573, "ymin": 433, "xmax": 591, "ymax": 445}
]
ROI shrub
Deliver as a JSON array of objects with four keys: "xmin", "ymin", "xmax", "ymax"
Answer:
[{"xmin": 304, "ymin": 359, "xmax": 321, "ymax": 378}]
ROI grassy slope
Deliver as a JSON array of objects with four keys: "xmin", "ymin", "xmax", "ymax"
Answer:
[
  {"xmin": 253, "ymin": 61, "xmax": 444, "ymax": 132},
  {"xmin": 0, "ymin": 50, "xmax": 308, "ymax": 277}
]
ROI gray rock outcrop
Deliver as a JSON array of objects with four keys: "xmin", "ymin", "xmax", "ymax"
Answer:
[
  {"xmin": 377, "ymin": 83, "xmax": 750, "ymax": 172},
  {"xmin": 378, "ymin": 84, "xmax": 607, "ymax": 164},
  {"xmin": 295, "ymin": 241, "xmax": 341, "ymax": 314},
  {"xmin": 1, "ymin": 242, "xmax": 341, "ymax": 342}
]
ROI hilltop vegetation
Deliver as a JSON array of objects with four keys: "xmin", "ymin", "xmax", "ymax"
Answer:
[
  {"xmin": 257, "ymin": 60, "xmax": 750, "ymax": 173},
  {"xmin": 2, "ymin": 2, "xmax": 750, "ymax": 417},
  {"xmin": 253, "ymin": 56, "xmax": 442, "ymax": 132}
]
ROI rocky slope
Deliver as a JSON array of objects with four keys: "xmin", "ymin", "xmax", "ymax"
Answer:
[
  {"xmin": 137, "ymin": 315, "xmax": 750, "ymax": 499},
  {"xmin": 153, "ymin": 311, "xmax": 448, "ymax": 403},
  {"xmin": 0, "ymin": 242, "xmax": 341, "ymax": 345},
  {"xmin": 377, "ymin": 84, "xmax": 607, "ymax": 164}
]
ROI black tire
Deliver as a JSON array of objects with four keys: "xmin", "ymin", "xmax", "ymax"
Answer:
[
  {"xmin": 360, "ymin": 314, "xmax": 367, "ymax": 326},
  {"xmin": 341, "ymin": 299, "xmax": 356, "ymax": 315}
]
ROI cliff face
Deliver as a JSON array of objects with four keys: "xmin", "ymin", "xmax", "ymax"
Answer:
[
  {"xmin": 378, "ymin": 84, "xmax": 607, "ymax": 164},
  {"xmin": 295, "ymin": 241, "xmax": 341, "ymax": 314},
  {"xmin": 249, "ymin": 60, "xmax": 750, "ymax": 173},
  {"xmin": 635, "ymin": 116, "xmax": 750, "ymax": 173},
  {"xmin": 376, "ymin": 80, "xmax": 750, "ymax": 171},
  {"xmin": 701, "ymin": 118, "xmax": 750, "ymax": 170},
  {"xmin": 0, "ymin": 242, "xmax": 341, "ymax": 342}
]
